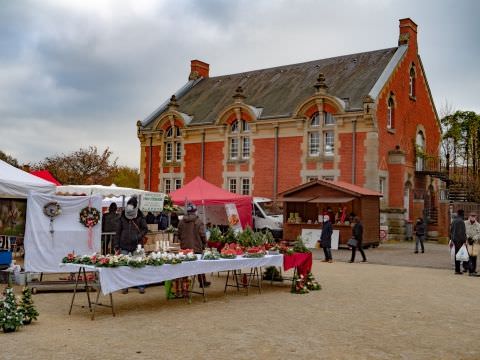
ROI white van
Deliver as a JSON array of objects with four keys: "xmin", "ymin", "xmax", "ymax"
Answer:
[{"xmin": 253, "ymin": 197, "xmax": 283, "ymax": 239}]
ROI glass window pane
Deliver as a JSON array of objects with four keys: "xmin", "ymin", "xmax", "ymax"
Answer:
[
  {"xmin": 242, "ymin": 137, "xmax": 250, "ymax": 159},
  {"xmin": 242, "ymin": 120, "xmax": 250, "ymax": 132},
  {"xmin": 175, "ymin": 179, "xmax": 182, "ymax": 189},
  {"xmin": 324, "ymin": 131, "xmax": 334, "ymax": 154},
  {"xmin": 241, "ymin": 178, "xmax": 250, "ymax": 195},
  {"xmin": 309, "ymin": 132, "xmax": 320, "ymax": 156},
  {"xmin": 175, "ymin": 142, "xmax": 182, "ymax": 161},
  {"xmin": 164, "ymin": 179, "xmax": 171, "ymax": 194},
  {"xmin": 231, "ymin": 121, "xmax": 239, "ymax": 133},
  {"xmin": 229, "ymin": 178, "xmax": 237, "ymax": 193},
  {"xmin": 230, "ymin": 137, "xmax": 238, "ymax": 159},
  {"xmin": 310, "ymin": 113, "xmax": 320, "ymax": 127},
  {"xmin": 324, "ymin": 112, "xmax": 335, "ymax": 125},
  {"xmin": 165, "ymin": 142, "xmax": 173, "ymax": 162}
]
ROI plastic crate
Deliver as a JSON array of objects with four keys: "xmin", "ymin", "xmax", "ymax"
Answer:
[{"xmin": 0, "ymin": 250, "xmax": 12, "ymax": 265}]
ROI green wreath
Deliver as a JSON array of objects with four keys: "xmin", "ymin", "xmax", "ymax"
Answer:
[{"xmin": 79, "ymin": 206, "xmax": 101, "ymax": 228}]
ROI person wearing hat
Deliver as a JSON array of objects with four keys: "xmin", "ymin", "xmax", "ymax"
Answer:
[
  {"xmin": 177, "ymin": 203, "xmax": 209, "ymax": 287},
  {"xmin": 465, "ymin": 212, "xmax": 480, "ymax": 275},
  {"xmin": 114, "ymin": 196, "xmax": 148, "ymax": 293}
]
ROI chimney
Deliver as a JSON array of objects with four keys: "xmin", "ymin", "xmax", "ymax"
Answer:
[
  {"xmin": 398, "ymin": 18, "xmax": 418, "ymax": 50},
  {"xmin": 189, "ymin": 60, "xmax": 210, "ymax": 80}
]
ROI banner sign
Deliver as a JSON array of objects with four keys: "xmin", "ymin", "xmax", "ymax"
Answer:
[
  {"xmin": 140, "ymin": 192, "xmax": 165, "ymax": 212},
  {"xmin": 225, "ymin": 203, "xmax": 242, "ymax": 231}
]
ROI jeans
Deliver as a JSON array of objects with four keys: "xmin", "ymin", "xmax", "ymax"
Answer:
[
  {"xmin": 322, "ymin": 247, "xmax": 332, "ymax": 261},
  {"xmin": 415, "ymin": 235, "xmax": 425, "ymax": 252},
  {"xmin": 351, "ymin": 245, "xmax": 366, "ymax": 262}
]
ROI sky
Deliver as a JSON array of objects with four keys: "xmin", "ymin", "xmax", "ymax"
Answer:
[{"xmin": 1, "ymin": 0, "xmax": 479, "ymax": 168}]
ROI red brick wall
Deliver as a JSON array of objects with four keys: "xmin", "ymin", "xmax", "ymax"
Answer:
[
  {"xmin": 203, "ymin": 142, "xmax": 224, "ymax": 187},
  {"xmin": 253, "ymin": 138, "xmax": 275, "ymax": 197},
  {"xmin": 338, "ymin": 132, "xmax": 366, "ymax": 185},
  {"xmin": 388, "ymin": 163, "xmax": 405, "ymax": 207},
  {"xmin": 184, "ymin": 143, "xmax": 201, "ymax": 184},
  {"xmin": 143, "ymin": 145, "xmax": 161, "ymax": 191},
  {"xmin": 277, "ymin": 137, "xmax": 302, "ymax": 193}
]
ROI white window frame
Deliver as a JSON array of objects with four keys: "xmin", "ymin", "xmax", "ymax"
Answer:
[
  {"xmin": 228, "ymin": 178, "xmax": 237, "ymax": 193},
  {"xmin": 387, "ymin": 97, "xmax": 394, "ymax": 129},
  {"xmin": 241, "ymin": 178, "xmax": 250, "ymax": 195},
  {"xmin": 163, "ymin": 179, "xmax": 172, "ymax": 194},
  {"xmin": 164, "ymin": 125, "xmax": 182, "ymax": 163},
  {"xmin": 308, "ymin": 132, "xmax": 320, "ymax": 157},
  {"xmin": 165, "ymin": 142, "xmax": 173, "ymax": 162},
  {"xmin": 409, "ymin": 66, "xmax": 416, "ymax": 97},
  {"xmin": 324, "ymin": 111, "xmax": 335, "ymax": 126},
  {"xmin": 174, "ymin": 178, "xmax": 182, "ymax": 190},
  {"xmin": 379, "ymin": 177, "xmax": 386, "ymax": 194},
  {"xmin": 175, "ymin": 142, "xmax": 182, "ymax": 162},
  {"xmin": 228, "ymin": 120, "xmax": 251, "ymax": 161},
  {"xmin": 242, "ymin": 137, "xmax": 250, "ymax": 159},
  {"xmin": 324, "ymin": 130, "xmax": 334, "ymax": 155}
]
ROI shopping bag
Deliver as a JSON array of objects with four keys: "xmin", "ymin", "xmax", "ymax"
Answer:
[
  {"xmin": 455, "ymin": 244, "xmax": 470, "ymax": 262},
  {"xmin": 347, "ymin": 238, "xmax": 358, "ymax": 247},
  {"xmin": 450, "ymin": 244, "xmax": 456, "ymax": 264}
]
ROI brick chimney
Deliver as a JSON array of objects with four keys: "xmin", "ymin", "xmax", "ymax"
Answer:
[
  {"xmin": 398, "ymin": 18, "xmax": 418, "ymax": 50},
  {"xmin": 189, "ymin": 60, "xmax": 210, "ymax": 80}
]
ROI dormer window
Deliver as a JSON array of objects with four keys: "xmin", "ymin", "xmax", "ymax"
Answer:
[
  {"xmin": 164, "ymin": 125, "xmax": 182, "ymax": 163},
  {"xmin": 387, "ymin": 96, "xmax": 395, "ymax": 129},
  {"xmin": 308, "ymin": 111, "xmax": 336, "ymax": 157},
  {"xmin": 228, "ymin": 120, "xmax": 250, "ymax": 160},
  {"xmin": 409, "ymin": 65, "xmax": 416, "ymax": 98}
]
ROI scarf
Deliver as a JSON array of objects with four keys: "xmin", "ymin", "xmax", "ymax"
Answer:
[{"xmin": 125, "ymin": 204, "xmax": 138, "ymax": 220}]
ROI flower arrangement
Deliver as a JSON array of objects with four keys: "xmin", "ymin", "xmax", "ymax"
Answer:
[
  {"xmin": 79, "ymin": 206, "xmax": 101, "ymax": 228},
  {"xmin": 223, "ymin": 226, "xmax": 238, "ymax": 244},
  {"xmin": 305, "ymin": 272, "xmax": 321, "ymax": 291},
  {"xmin": 278, "ymin": 244, "xmax": 294, "ymax": 255},
  {"xmin": 292, "ymin": 236, "xmax": 310, "ymax": 253},
  {"xmin": 208, "ymin": 226, "xmax": 224, "ymax": 244},
  {"xmin": 243, "ymin": 246, "xmax": 266, "ymax": 258},
  {"xmin": 202, "ymin": 249, "xmax": 220, "ymax": 260},
  {"xmin": 165, "ymin": 225, "xmax": 177, "ymax": 234},
  {"xmin": 178, "ymin": 249, "xmax": 197, "ymax": 261},
  {"xmin": 291, "ymin": 274, "xmax": 309, "ymax": 294},
  {"xmin": 220, "ymin": 244, "xmax": 237, "ymax": 259}
]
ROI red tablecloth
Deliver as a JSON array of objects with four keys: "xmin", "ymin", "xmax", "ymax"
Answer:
[{"xmin": 283, "ymin": 252, "xmax": 312, "ymax": 277}]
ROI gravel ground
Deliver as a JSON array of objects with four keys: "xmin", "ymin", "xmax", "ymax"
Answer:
[{"xmin": 2, "ymin": 242, "xmax": 479, "ymax": 360}]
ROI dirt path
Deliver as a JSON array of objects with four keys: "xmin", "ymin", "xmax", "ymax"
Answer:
[{"xmin": 2, "ymin": 257, "xmax": 479, "ymax": 360}]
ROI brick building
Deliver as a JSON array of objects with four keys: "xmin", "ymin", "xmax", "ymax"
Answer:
[{"xmin": 137, "ymin": 18, "xmax": 448, "ymax": 239}]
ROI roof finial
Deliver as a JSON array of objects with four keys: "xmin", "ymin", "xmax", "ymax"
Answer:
[
  {"xmin": 314, "ymin": 72, "xmax": 328, "ymax": 94},
  {"xmin": 168, "ymin": 95, "xmax": 179, "ymax": 109},
  {"xmin": 233, "ymin": 86, "xmax": 246, "ymax": 103}
]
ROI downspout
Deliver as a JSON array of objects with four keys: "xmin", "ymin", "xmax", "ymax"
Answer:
[
  {"xmin": 201, "ymin": 130, "xmax": 205, "ymax": 178},
  {"xmin": 148, "ymin": 135, "xmax": 153, "ymax": 191},
  {"xmin": 352, "ymin": 118, "xmax": 357, "ymax": 184},
  {"xmin": 273, "ymin": 125, "xmax": 279, "ymax": 202}
]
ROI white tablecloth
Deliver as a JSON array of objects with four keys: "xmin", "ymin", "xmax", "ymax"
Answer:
[{"xmin": 66, "ymin": 255, "xmax": 283, "ymax": 295}]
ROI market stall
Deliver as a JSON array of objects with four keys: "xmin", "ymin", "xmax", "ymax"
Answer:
[
  {"xmin": 279, "ymin": 179, "xmax": 381, "ymax": 246},
  {"xmin": 170, "ymin": 177, "xmax": 253, "ymax": 229}
]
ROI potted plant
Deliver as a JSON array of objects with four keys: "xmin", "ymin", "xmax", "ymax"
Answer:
[
  {"xmin": 207, "ymin": 226, "xmax": 223, "ymax": 250},
  {"xmin": 165, "ymin": 225, "xmax": 176, "ymax": 243},
  {"xmin": 18, "ymin": 287, "xmax": 39, "ymax": 325},
  {"xmin": 0, "ymin": 287, "xmax": 23, "ymax": 332}
]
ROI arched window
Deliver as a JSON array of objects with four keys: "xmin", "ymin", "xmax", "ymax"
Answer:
[
  {"xmin": 228, "ymin": 120, "xmax": 250, "ymax": 160},
  {"xmin": 387, "ymin": 96, "xmax": 395, "ymax": 129},
  {"xmin": 164, "ymin": 125, "xmax": 182, "ymax": 163},
  {"xmin": 416, "ymin": 130, "xmax": 425, "ymax": 171},
  {"xmin": 409, "ymin": 65, "xmax": 416, "ymax": 98},
  {"xmin": 308, "ymin": 111, "xmax": 335, "ymax": 157}
]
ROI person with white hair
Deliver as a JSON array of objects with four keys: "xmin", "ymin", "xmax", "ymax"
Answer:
[{"xmin": 319, "ymin": 214, "xmax": 333, "ymax": 263}]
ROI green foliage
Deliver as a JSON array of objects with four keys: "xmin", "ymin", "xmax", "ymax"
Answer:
[
  {"xmin": 18, "ymin": 287, "xmax": 39, "ymax": 324},
  {"xmin": 237, "ymin": 226, "xmax": 255, "ymax": 247},
  {"xmin": 223, "ymin": 227, "xmax": 238, "ymax": 244},
  {"xmin": 208, "ymin": 226, "xmax": 223, "ymax": 243},
  {"xmin": 0, "ymin": 150, "xmax": 20, "ymax": 168},
  {"xmin": 112, "ymin": 166, "xmax": 139, "ymax": 189},
  {"xmin": 262, "ymin": 229, "xmax": 275, "ymax": 244},
  {"xmin": 292, "ymin": 236, "xmax": 310, "ymax": 253},
  {"xmin": 0, "ymin": 287, "xmax": 23, "ymax": 332}
]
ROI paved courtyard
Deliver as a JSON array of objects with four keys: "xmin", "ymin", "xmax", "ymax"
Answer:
[{"xmin": 2, "ymin": 242, "xmax": 479, "ymax": 360}]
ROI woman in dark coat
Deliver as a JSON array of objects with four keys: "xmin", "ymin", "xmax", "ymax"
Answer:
[
  {"xmin": 349, "ymin": 216, "xmax": 367, "ymax": 263},
  {"xmin": 320, "ymin": 215, "xmax": 333, "ymax": 263}
]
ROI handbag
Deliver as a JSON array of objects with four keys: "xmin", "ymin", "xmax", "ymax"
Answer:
[
  {"xmin": 347, "ymin": 238, "xmax": 358, "ymax": 247},
  {"xmin": 131, "ymin": 220, "xmax": 148, "ymax": 245},
  {"xmin": 455, "ymin": 244, "xmax": 470, "ymax": 262}
]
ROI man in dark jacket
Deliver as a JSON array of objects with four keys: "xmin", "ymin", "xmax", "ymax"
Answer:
[
  {"xmin": 177, "ymin": 203, "xmax": 209, "ymax": 286},
  {"xmin": 114, "ymin": 196, "xmax": 148, "ymax": 293},
  {"xmin": 102, "ymin": 203, "xmax": 120, "ymax": 254},
  {"xmin": 319, "ymin": 215, "xmax": 333, "ymax": 263},
  {"xmin": 349, "ymin": 216, "xmax": 367, "ymax": 263},
  {"xmin": 451, "ymin": 209, "xmax": 467, "ymax": 275},
  {"xmin": 414, "ymin": 217, "xmax": 426, "ymax": 254}
]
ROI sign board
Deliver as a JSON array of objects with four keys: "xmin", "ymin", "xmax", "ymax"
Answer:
[
  {"xmin": 301, "ymin": 228, "xmax": 340, "ymax": 250},
  {"xmin": 140, "ymin": 192, "xmax": 165, "ymax": 212},
  {"xmin": 225, "ymin": 203, "xmax": 242, "ymax": 232}
]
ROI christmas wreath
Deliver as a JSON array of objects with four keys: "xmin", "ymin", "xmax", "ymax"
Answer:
[
  {"xmin": 79, "ymin": 206, "xmax": 101, "ymax": 228},
  {"xmin": 43, "ymin": 202, "xmax": 62, "ymax": 219}
]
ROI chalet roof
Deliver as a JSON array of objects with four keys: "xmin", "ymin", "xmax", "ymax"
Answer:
[
  {"xmin": 144, "ymin": 47, "xmax": 399, "ymax": 127},
  {"xmin": 279, "ymin": 179, "xmax": 382, "ymax": 198}
]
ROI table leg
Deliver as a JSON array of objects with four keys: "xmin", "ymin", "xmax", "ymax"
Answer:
[
  {"xmin": 68, "ymin": 268, "xmax": 82, "ymax": 315},
  {"xmin": 82, "ymin": 268, "xmax": 92, "ymax": 311}
]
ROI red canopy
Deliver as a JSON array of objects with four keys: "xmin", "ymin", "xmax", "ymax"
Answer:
[
  {"xmin": 170, "ymin": 177, "xmax": 252, "ymax": 228},
  {"xmin": 30, "ymin": 170, "xmax": 61, "ymax": 186}
]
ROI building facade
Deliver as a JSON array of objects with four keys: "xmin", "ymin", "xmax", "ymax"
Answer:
[{"xmin": 137, "ymin": 18, "xmax": 448, "ymax": 239}]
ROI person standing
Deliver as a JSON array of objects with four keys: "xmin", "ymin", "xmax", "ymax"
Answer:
[
  {"xmin": 465, "ymin": 212, "xmax": 480, "ymax": 275},
  {"xmin": 114, "ymin": 196, "xmax": 148, "ymax": 293},
  {"xmin": 177, "ymin": 203, "xmax": 209, "ymax": 287},
  {"xmin": 450, "ymin": 209, "xmax": 467, "ymax": 275},
  {"xmin": 414, "ymin": 218, "xmax": 426, "ymax": 253},
  {"xmin": 349, "ymin": 216, "xmax": 367, "ymax": 263},
  {"xmin": 319, "ymin": 215, "xmax": 333, "ymax": 263},
  {"xmin": 102, "ymin": 203, "xmax": 120, "ymax": 254}
]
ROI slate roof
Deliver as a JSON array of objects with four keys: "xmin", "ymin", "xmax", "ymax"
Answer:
[{"xmin": 145, "ymin": 47, "xmax": 398, "ymax": 127}]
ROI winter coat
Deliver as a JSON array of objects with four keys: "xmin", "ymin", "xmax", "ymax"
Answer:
[
  {"xmin": 414, "ymin": 222, "xmax": 426, "ymax": 237},
  {"xmin": 102, "ymin": 211, "xmax": 120, "ymax": 233},
  {"xmin": 114, "ymin": 210, "xmax": 148, "ymax": 253},
  {"xmin": 450, "ymin": 216, "xmax": 466, "ymax": 247},
  {"xmin": 465, "ymin": 220, "xmax": 480, "ymax": 242},
  {"xmin": 320, "ymin": 220, "xmax": 333, "ymax": 247},
  {"xmin": 466, "ymin": 242, "xmax": 479, "ymax": 257},
  {"xmin": 352, "ymin": 222, "xmax": 364, "ymax": 244},
  {"xmin": 177, "ymin": 214, "xmax": 206, "ymax": 253}
]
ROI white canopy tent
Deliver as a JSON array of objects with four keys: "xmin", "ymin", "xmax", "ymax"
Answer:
[
  {"xmin": 0, "ymin": 160, "xmax": 55, "ymax": 198},
  {"xmin": 56, "ymin": 184, "xmax": 148, "ymax": 197}
]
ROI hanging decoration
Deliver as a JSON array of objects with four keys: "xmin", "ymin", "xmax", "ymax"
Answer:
[
  {"xmin": 43, "ymin": 201, "xmax": 62, "ymax": 240},
  {"xmin": 79, "ymin": 205, "xmax": 101, "ymax": 250}
]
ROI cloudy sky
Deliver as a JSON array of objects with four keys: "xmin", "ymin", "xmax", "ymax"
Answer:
[{"xmin": 1, "ymin": 0, "xmax": 479, "ymax": 168}]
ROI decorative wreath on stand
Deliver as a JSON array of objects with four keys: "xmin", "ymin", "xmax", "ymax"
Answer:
[
  {"xmin": 79, "ymin": 207, "xmax": 101, "ymax": 228},
  {"xmin": 43, "ymin": 202, "xmax": 62, "ymax": 219}
]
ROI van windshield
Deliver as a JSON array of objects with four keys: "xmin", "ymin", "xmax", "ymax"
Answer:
[{"xmin": 256, "ymin": 201, "xmax": 282, "ymax": 216}]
